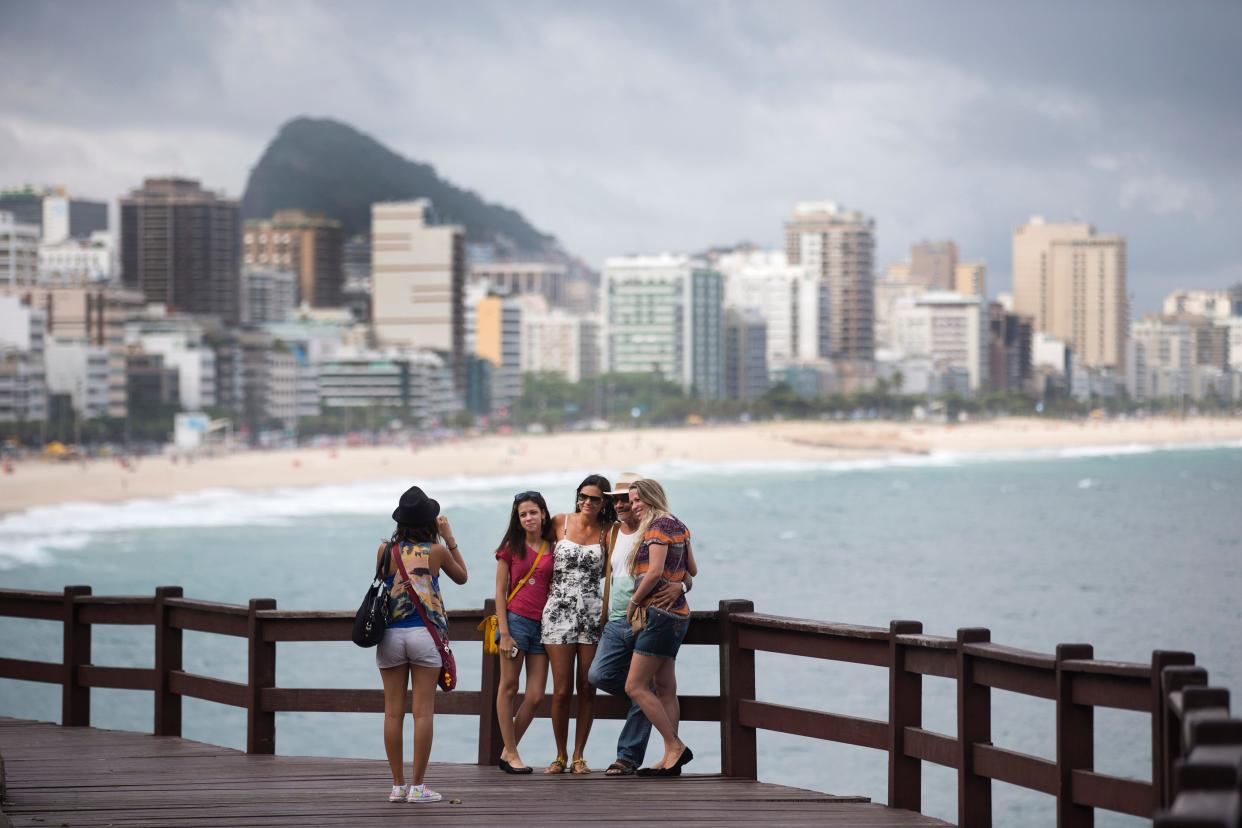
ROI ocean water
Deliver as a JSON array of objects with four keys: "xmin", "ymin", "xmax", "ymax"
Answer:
[{"xmin": 2, "ymin": 440, "xmax": 1241, "ymax": 826}]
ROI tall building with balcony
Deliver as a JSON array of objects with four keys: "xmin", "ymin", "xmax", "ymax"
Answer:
[
  {"xmin": 474, "ymin": 294, "xmax": 523, "ymax": 413},
  {"xmin": 243, "ymin": 210, "xmax": 343, "ymax": 308},
  {"xmin": 724, "ymin": 307, "xmax": 769, "ymax": 401},
  {"xmin": 372, "ymin": 200, "xmax": 465, "ymax": 390},
  {"xmin": 1, "ymin": 211, "xmax": 40, "ymax": 286},
  {"xmin": 891, "ymin": 292, "xmax": 989, "ymax": 391},
  {"xmin": 120, "ymin": 178, "xmax": 242, "ymax": 323},
  {"xmin": 0, "ymin": 296, "xmax": 48, "ymax": 423},
  {"xmin": 784, "ymin": 202, "xmax": 875, "ymax": 361},
  {"xmin": 715, "ymin": 249, "xmax": 819, "ymax": 364},
  {"xmin": 602, "ymin": 255, "xmax": 723, "ymax": 399},
  {"xmin": 1012, "ymin": 217, "xmax": 1126, "ymax": 370}
]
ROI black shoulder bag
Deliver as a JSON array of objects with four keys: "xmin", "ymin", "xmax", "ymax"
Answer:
[{"xmin": 351, "ymin": 544, "xmax": 392, "ymax": 647}]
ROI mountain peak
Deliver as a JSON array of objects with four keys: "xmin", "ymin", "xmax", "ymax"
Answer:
[{"xmin": 241, "ymin": 117, "xmax": 556, "ymax": 256}]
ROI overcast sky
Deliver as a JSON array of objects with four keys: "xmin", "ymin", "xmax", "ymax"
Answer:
[{"xmin": 2, "ymin": 1, "xmax": 1239, "ymax": 313}]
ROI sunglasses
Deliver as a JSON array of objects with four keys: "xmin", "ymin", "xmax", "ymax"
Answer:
[
  {"xmin": 514, "ymin": 491, "xmax": 542, "ymax": 502},
  {"xmin": 611, "ymin": 494, "xmax": 631, "ymax": 504},
  {"xmin": 576, "ymin": 492, "xmax": 604, "ymax": 505}
]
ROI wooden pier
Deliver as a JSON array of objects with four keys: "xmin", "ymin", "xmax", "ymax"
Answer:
[
  {"xmin": 0, "ymin": 718, "xmax": 949, "ymax": 827},
  {"xmin": 1, "ymin": 586, "xmax": 1240, "ymax": 826}
]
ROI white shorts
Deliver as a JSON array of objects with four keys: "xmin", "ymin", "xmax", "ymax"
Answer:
[{"xmin": 376, "ymin": 626, "xmax": 441, "ymax": 669}]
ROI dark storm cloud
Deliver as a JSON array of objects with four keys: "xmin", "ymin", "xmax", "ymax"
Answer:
[{"xmin": 1, "ymin": 0, "xmax": 1238, "ymax": 312}]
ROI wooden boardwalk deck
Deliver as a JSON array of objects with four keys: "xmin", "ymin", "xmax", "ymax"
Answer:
[{"xmin": 0, "ymin": 718, "xmax": 950, "ymax": 827}]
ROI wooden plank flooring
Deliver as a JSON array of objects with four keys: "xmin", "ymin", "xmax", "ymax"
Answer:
[{"xmin": 0, "ymin": 718, "xmax": 950, "ymax": 826}]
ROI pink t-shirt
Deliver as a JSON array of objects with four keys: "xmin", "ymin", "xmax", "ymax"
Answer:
[{"xmin": 496, "ymin": 541, "xmax": 555, "ymax": 621}]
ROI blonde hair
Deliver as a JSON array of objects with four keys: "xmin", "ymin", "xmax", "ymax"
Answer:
[{"xmin": 627, "ymin": 478, "xmax": 671, "ymax": 574}]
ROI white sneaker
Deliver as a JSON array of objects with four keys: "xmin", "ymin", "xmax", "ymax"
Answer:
[
  {"xmin": 406, "ymin": 783, "xmax": 442, "ymax": 803},
  {"xmin": 388, "ymin": 784, "xmax": 408, "ymax": 802}
]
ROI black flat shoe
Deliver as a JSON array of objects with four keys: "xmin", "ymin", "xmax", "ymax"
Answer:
[
  {"xmin": 671, "ymin": 746, "xmax": 694, "ymax": 770},
  {"xmin": 499, "ymin": 758, "xmax": 533, "ymax": 775},
  {"xmin": 637, "ymin": 764, "xmax": 682, "ymax": 777}
]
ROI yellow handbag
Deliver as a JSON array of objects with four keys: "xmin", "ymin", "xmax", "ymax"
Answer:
[{"xmin": 479, "ymin": 542, "xmax": 548, "ymax": 655}]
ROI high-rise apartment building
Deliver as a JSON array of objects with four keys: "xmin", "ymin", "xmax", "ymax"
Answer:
[
  {"xmin": 602, "ymin": 255, "xmax": 724, "ymax": 399},
  {"xmin": 715, "ymin": 249, "xmax": 819, "ymax": 364},
  {"xmin": 1, "ymin": 211, "xmax": 40, "ymax": 286},
  {"xmin": 518, "ymin": 295, "xmax": 599, "ymax": 383},
  {"xmin": 0, "ymin": 295, "xmax": 48, "ymax": 423},
  {"xmin": 910, "ymin": 240, "xmax": 958, "ymax": 290},
  {"xmin": 474, "ymin": 294, "xmax": 523, "ymax": 412},
  {"xmin": 987, "ymin": 303, "xmax": 1033, "ymax": 393},
  {"xmin": 1162, "ymin": 289, "xmax": 1235, "ymax": 321},
  {"xmin": 1012, "ymin": 217, "xmax": 1126, "ymax": 370},
  {"xmin": 784, "ymin": 202, "xmax": 875, "ymax": 361},
  {"xmin": 1126, "ymin": 317, "xmax": 1192, "ymax": 400},
  {"xmin": 244, "ymin": 210, "xmax": 344, "ymax": 308},
  {"xmin": 371, "ymin": 200, "xmax": 465, "ymax": 390},
  {"xmin": 891, "ymin": 291, "xmax": 989, "ymax": 391},
  {"xmin": 242, "ymin": 267, "xmax": 297, "ymax": 325},
  {"xmin": 724, "ymin": 307, "xmax": 769, "ymax": 401},
  {"xmin": 954, "ymin": 262, "xmax": 986, "ymax": 297},
  {"xmin": 120, "ymin": 178, "xmax": 242, "ymax": 323}
]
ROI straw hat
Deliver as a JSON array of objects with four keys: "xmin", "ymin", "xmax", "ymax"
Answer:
[{"xmin": 606, "ymin": 472, "xmax": 643, "ymax": 496}]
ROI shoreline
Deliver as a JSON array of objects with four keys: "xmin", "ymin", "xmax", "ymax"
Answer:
[{"xmin": 2, "ymin": 416, "xmax": 1242, "ymax": 515}]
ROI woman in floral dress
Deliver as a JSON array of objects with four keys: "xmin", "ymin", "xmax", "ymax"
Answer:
[{"xmin": 541, "ymin": 474, "xmax": 615, "ymax": 774}]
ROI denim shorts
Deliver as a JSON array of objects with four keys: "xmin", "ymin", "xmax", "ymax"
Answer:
[
  {"xmin": 633, "ymin": 607, "xmax": 689, "ymax": 660},
  {"xmin": 494, "ymin": 610, "xmax": 546, "ymax": 655}
]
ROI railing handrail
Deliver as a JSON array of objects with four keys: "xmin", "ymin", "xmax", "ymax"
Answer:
[{"xmin": 0, "ymin": 585, "xmax": 1220, "ymax": 826}]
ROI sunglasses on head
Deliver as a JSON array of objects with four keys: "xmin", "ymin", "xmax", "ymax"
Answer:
[
  {"xmin": 514, "ymin": 491, "xmax": 542, "ymax": 502},
  {"xmin": 576, "ymin": 492, "xmax": 604, "ymax": 505}
]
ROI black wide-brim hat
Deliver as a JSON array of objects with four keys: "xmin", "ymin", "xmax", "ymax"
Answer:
[{"xmin": 392, "ymin": 485, "xmax": 440, "ymax": 525}]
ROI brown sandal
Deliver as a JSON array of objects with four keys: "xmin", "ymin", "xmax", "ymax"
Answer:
[
  {"xmin": 571, "ymin": 757, "xmax": 591, "ymax": 774},
  {"xmin": 545, "ymin": 756, "xmax": 567, "ymax": 774},
  {"xmin": 604, "ymin": 760, "xmax": 635, "ymax": 776}
]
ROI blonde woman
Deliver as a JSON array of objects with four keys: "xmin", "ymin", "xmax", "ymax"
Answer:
[{"xmin": 623, "ymin": 478, "xmax": 698, "ymax": 776}]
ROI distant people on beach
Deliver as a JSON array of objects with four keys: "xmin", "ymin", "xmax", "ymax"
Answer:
[
  {"xmin": 624, "ymin": 478, "xmax": 697, "ymax": 776},
  {"xmin": 588, "ymin": 472, "xmax": 693, "ymax": 775},
  {"xmin": 492, "ymin": 490, "xmax": 557, "ymax": 773},
  {"xmin": 374, "ymin": 486, "xmax": 468, "ymax": 803},
  {"xmin": 541, "ymin": 474, "xmax": 615, "ymax": 774}
]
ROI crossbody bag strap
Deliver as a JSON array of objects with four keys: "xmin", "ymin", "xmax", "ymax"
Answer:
[
  {"xmin": 391, "ymin": 544, "xmax": 449, "ymax": 655},
  {"xmin": 506, "ymin": 541, "xmax": 548, "ymax": 604}
]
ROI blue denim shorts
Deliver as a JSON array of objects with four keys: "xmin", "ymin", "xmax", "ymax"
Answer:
[
  {"xmin": 495, "ymin": 610, "xmax": 546, "ymax": 655},
  {"xmin": 633, "ymin": 607, "xmax": 689, "ymax": 660}
]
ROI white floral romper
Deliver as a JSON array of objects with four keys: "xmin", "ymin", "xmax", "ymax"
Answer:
[{"xmin": 540, "ymin": 522, "xmax": 604, "ymax": 645}]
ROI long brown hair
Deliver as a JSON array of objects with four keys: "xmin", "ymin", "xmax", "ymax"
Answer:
[{"xmin": 498, "ymin": 492, "xmax": 556, "ymax": 559}]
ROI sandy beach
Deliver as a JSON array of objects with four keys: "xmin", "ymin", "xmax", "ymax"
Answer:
[{"xmin": 2, "ymin": 416, "xmax": 1241, "ymax": 514}]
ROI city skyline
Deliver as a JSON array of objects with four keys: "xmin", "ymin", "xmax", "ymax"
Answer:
[{"xmin": 2, "ymin": 1, "xmax": 1240, "ymax": 318}]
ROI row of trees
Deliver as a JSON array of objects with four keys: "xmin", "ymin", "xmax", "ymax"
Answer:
[{"xmin": 5, "ymin": 371, "xmax": 1237, "ymax": 448}]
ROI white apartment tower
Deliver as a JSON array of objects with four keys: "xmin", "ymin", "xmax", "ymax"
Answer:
[
  {"xmin": 1012, "ymin": 217, "xmax": 1127, "ymax": 370},
  {"xmin": 715, "ymin": 250, "xmax": 819, "ymax": 364},
  {"xmin": 602, "ymin": 255, "xmax": 724, "ymax": 399},
  {"xmin": 371, "ymin": 200, "xmax": 465, "ymax": 389}
]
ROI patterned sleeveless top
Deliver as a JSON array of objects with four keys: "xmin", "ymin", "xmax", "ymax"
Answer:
[{"xmin": 384, "ymin": 541, "xmax": 449, "ymax": 637}]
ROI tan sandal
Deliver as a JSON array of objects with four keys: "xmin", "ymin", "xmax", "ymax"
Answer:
[
  {"xmin": 571, "ymin": 757, "xmax": 591, "ymax": 775},
  {"xmin": 545, "ymin": 755, "xmax": 567, "ymax": 774}
]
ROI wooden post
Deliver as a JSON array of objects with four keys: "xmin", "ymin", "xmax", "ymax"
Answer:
[
  {"xmin": 247, "ymin": 598, "xmax": 277, "ymax": 754},
  {"xmin": 62, "ymin": 585, "xmax": 92, "ymax": 727},
  {"xmin": 956, "ymin": 627, "xmax": 991, "ymax": 828},
  {"xmin": 1056, "ymin": 643, "xmax": 1095, "ymax": 828},
  {"xmin": 1150, "ymin": 650, "xmax": 1194, "ymax": 809},
  {"xmin": 888, "ymin": 619, "xmax": 923, "ymax": 812},
  {"xmin": 153, "ymin": 586, "xmax": 183, "ymax": 737},
  {"xmin": 477, "ymin": 598, "xmax": 503, "ymax": 765},
  {"xmin": 719, "ymin": 599, "xmax": 756, "ymax": 779},
  {"xmin": 1160, "ymin": 664, "xmax": 1207, "ymax": 802}
]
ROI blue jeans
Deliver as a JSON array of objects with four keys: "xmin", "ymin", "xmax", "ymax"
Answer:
[{"xmin": 587, "ymin": 618, "xmax": 652, "ymax": 768}]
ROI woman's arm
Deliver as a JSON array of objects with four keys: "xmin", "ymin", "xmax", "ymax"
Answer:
[
  {"xmin": 685, "ymin": 536, "xmax": 698, "ymax": 577},
  {"xmin": 494, "ymin": 556, "xmax": 516, "ymax": 652},
  {"xmin": 374, "ymin": 541, "xmax": 391, "ymax": 578},
  {"xmin": 434, "ymin": 516, "xmax": 468, "ymax": 585}
]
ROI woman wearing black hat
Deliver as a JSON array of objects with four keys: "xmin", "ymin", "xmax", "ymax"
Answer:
[{"xmin": 374, "ymin": 486, "xmax": 468, "ymax": 804}]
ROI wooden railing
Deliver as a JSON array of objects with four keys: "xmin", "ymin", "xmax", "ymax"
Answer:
[{"xmin": 0, "ymin": 586, "xmax": 1221, "ymax": 825}]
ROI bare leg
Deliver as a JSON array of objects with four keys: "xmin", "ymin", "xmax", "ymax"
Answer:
[
  {"xmin": 496, "ymin": 650, "xmax": 525, "ymax": 766},
  {"xmin": 654, "ymin": 657, "xmax": 680, "ymax": 737},
  {"xmin": 379, "ymin": 664, "xmax": 411, "ymax": 785},
  {"xmin": 571, "ymin": 643, "xmax": 598, "ymax": 765},
  {"xmin": 625, "ymin": 653, "xmax": 685, "ymax": 768},
  {"xmin": 544, "ymin": 643, "xmax": 576, "ymax": 770},
  {"xmin": 409, "ymin": 664, "xmax": 439, "ymax": 785},
  {"xmin": 514, "ymin": 652, "xmax": 549, "ymax": 747}
]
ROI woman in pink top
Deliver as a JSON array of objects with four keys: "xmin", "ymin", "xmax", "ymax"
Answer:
[{"xmin": 493, "ymin": 491, "xmax": 557, "ymax": 773}]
